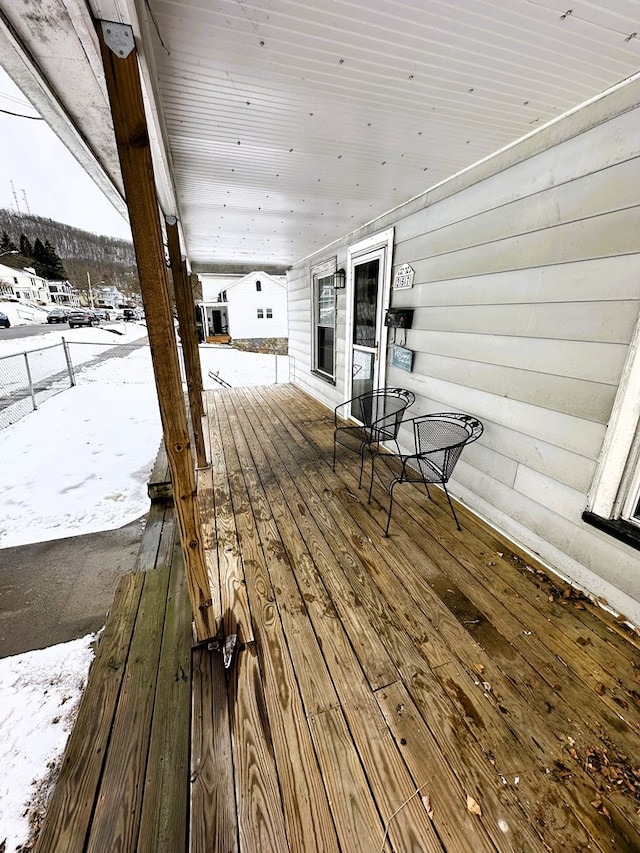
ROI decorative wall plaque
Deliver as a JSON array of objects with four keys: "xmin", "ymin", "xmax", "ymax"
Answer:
[
  {"xmin": 392, "ymin": 345, "xmax": 414, "ymax": 372},
  {"xmin": 393, "ymin": 263, "xmax": 414, "ymax": 290}
]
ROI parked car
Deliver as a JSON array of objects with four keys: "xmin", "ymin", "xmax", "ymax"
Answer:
[
  {"xmin": 68, "ymin": 309, "xmax": 100, "ymax": 328},
  {"xmin": 123, "ymin": 307, "xmax": 142, "ymax": 321},
  {"xmin": 47, "ymin": 308, "xmax": 69, "ymax": 323},
  {"xmin": 0, "ymin": 311, "xmax": 10, "ymax": 328},
  {"xmin": 94, "ymin": 308, "xmax": 112, "ymax": 321}
]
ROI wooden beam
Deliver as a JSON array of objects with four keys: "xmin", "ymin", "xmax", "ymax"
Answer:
[
  {"xmin": 166, "ymin": 218, "xmax": 208, "ymax": 468},
  {"xmin": 96, "ymin": 20, "xmax": 216, "ymax": 641}
]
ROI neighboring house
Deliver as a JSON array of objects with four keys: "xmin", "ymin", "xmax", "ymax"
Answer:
[
  {"xmin": 46, "ymin": 280, "xmax": 81, "ymax": 307},
  {"xmin": 288, "ymin": 78, "xmax": 640, "ymax": 626},
  {"xmin": 0, "ymin": 262, "xmax": 49, "ymax": 305},
  {"xmin": 199, "ymin": 270, "xmax": 288, "ymax": 352},
  {"xmin": 94, "ymin": 283, "xmax": 126, "ymax": 308}
]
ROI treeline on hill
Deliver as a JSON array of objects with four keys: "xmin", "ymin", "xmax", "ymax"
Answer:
[{"xmin": 0, "ymin": 208, "xmax": 140, "ymax": 301}]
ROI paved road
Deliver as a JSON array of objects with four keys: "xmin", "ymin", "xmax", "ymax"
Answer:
[
  {"xmin": 0, "ymin": 322, "xmax": 69, "ymax": 341},
  {"xmin": 0, "ymin": 515, "xmax": 146, "ymax": 659}
]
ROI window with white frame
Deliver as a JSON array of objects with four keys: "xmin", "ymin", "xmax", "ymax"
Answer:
[
  {"xmin": 586, "ymin": 320, "xmax": 640, "ymax": 546},
  {"xmin": 311, "ymin": 260, "xmax": 337, "ymax": 380},
  {"xmin": 257, "ymin": 308, "xmax": 264, "ymax": 319},
  {"xmin": 266, "ymin": 308, "xmax": 273, "ymax": 318}
]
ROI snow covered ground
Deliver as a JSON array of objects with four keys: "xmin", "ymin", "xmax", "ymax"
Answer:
[{"xmin": 0, "ymin": 325, "xmax": 288, "ymax": 850}]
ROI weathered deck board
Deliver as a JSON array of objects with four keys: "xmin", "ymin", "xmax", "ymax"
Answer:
[
  {"xmin": 34, "ymin": 501, "xmax": 183, "ymax": 853},
  {"xmin": 147, "ymin": 439, "xmax": 172, "ymax": 500},
  {"xmin": 190, "ymin": 645, "xmax": 238, "ymax": 853},
  {"xmin": 137, "ymin": 538, "xmax": 192, "ymax": 851},
  {"xmin": 37, "ymin": 385, "xmax": 640, "ymax": 853}
]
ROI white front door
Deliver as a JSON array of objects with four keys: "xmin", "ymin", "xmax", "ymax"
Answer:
[{"xmin": 346, "ymin": 229, "xmax": 394, "ymax": 420}]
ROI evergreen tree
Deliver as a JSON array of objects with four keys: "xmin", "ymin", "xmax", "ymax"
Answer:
[
  {"xmin": 1, "ymin": 231, "xmax": 17, "ymax": 252},
  {"xmin": 19, "ymin": 233, "xmax": 33, "ymax": 257},
  {"xmin": 43, "ymin": 240, "xmax": 67, "ymax": 278}
]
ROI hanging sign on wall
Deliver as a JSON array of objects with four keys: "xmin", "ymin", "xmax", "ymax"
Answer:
[
  {"xmin": 392, "ymin": 345, "xmax": 414, "ymax": 372},
  {"xmin": 393, "ymin": 263, "xmax": 414, "ymax": 290}
]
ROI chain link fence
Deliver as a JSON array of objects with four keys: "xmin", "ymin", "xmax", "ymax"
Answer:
[
  {"xmin": 0, "ymin": 338, "xmax": 154, "ymax": 430},
  {"xmin": 0, "ymin": 333, "xmax": 292, "ymax": 430}
]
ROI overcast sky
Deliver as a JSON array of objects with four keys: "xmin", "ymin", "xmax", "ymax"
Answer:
[{"xmin": 0, "ymin": 65, "xmax": 132, "ymax": 242}]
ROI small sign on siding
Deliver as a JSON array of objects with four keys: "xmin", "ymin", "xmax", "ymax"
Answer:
[
  {"xmin": 392, "ymin": 345, "xmax": 413, "ymax": 372},
  {"xmin": 393, "ymin": 263, "xmax": 414, "ymax": 290}
]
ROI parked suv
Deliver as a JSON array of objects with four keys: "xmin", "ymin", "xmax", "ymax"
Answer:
[
  {"xmin": 68, "ymin": 309, "xmax": 100, "ymax": 328},
  {"xmin": 0, "ymin": 311, "xmax": 10, "ymax": 328}
]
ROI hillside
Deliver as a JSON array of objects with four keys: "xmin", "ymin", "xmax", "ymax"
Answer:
[{"xmin": 0, "ymin": 208, "xmax": 139, "ymax": 301}]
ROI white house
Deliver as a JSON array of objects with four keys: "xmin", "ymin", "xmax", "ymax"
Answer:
[
  {"xmin": 47, "ymin": 279, "xmax": 80, "ymax": 306},
  {"xmin": 0, "ymin": 261, "xmax": 48, "ymax": 304},
  {"xmin": 199, "ymin": 270, "xmax": 288, "ymax": 351}
]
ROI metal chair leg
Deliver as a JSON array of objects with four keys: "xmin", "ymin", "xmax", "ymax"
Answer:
[
  {"xmin": 442, "ymin": 483, "xmax": 462, "ymax": 531},
  {"xmin": 384, "ymin": 481, "xmax": 399, "ymax": 536}
]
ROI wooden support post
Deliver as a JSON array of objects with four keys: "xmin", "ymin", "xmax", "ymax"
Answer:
[
  {"xmin": 97, "ymin": 20, "xmax": 216, "ymax": 641},
  {"xmin": 166, "ymin": 218, "xmax": 208, "ymax": 468}
]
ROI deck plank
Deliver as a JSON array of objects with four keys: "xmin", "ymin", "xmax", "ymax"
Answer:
[
  {"xmin": 137, "ymin": 537, "xmax": 192, "ymax": 851},
  {"xmin": 204, "ymin": 392, "xmax": 253, "ymax": 645},
  {"xmin": 190, "ymin": 646, "xmax": 239, "ymax": 853},
  {"xmin": 85, "ymin": 516, "xmax": 175, "ymax": 853}
]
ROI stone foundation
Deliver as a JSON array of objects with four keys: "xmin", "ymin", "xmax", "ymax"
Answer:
[{"xmin": 231, "ymin": 337, "xmax": 288, "ymax": 355}]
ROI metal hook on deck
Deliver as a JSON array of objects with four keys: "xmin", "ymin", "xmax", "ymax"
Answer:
[{"xmin": 206, "ymin": 633, "xmax": 238, "ymax": 669}]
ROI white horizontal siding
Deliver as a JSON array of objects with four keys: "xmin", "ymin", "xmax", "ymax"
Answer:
[
  {"xmin": 390, "ymin": 256, "xmax": 640, "ymax": 307},
  {"xmin": 411, "ymin": 301, "xmax": 638, "ymax": 344},
  {"xmin": 407, "ymin": 330, "xmax": 627, "ymax": 385}
]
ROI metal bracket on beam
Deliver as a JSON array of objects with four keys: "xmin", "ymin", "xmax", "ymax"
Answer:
[
  {"xmin": 197, "ymin": 633, "xmax": 238, "ymax": 669},
  {"xmin": 100, "ymin": 21, "xmax": 135, "ymax": 58}
]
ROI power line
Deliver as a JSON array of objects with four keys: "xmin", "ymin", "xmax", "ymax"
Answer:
[{"xmin": 0, "ymin": 106, "xmax": 42, "ymax": 120}]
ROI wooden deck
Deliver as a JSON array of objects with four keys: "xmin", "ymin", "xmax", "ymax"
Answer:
[{"xmin": 36, "ymin": 384, "xmax": 640, "ymax": 852}]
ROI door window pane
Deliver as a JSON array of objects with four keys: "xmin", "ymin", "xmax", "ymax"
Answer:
[{"xmin": 353, "ymin": 259, "xmax": 379, "ymax": 348}]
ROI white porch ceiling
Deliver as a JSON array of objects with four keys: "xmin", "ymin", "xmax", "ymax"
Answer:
[{"xmin": 1, "ymin": 0, "xmax": 639, "ymax": 271}]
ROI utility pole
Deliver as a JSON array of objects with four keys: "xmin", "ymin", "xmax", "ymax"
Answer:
[
  {"xmin": 10, "ymin": 180, "xmax": 21, "ymax": 214},
  {"xmin": 87, "ymin": 271, "xmax": 94, "ymax": 307}
]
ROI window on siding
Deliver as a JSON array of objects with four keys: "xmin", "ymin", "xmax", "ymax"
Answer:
[
  {"xmin": 256, "ymin": 280, "xmax": 262, "ymax": 291},
  {"xmin": 585, "ymin": 323, "xmax": 640, "ymax": 548},
  {"xmin": 257, "ymin": 308, "xmax": 264, "ymax": 319},
  {"xmin": 266, "ymin": 308, "xmax": 273, "ymax": 318},
  {"xmin": 313, "ymin": 273, "xmax": 335, "ymax": 379}
]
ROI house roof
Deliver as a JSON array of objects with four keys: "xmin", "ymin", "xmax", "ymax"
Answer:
[
  {"xmin": 222, "ymin": 271, "xmax": 286, "ymax": 293},
  {"xmin": 0, "ymin": 1, "xmax": 638, "ymax": 272}
]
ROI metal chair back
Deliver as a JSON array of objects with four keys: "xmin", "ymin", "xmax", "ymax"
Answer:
[{"xmin": 413, "ymin": 413, "xmax": 483, "ymax": 484}]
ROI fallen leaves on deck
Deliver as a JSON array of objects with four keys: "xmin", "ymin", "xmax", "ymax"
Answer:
[{"xmin": 466, "ymin": 794, "xmax": 482, "ymax": 816}]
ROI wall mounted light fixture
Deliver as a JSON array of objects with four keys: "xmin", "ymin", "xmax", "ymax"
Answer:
[{"xmin": 334, "ymin": 268, "xmax": 346, "ymax": 289}]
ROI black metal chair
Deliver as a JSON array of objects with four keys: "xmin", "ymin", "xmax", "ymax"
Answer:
[
  {"xmin": 332, "ymin": 388, "xmax": 415, "ymax": 488},
  {"xmin": 370, "ymin": 412, "xmax": 484, "ymax": 536}
]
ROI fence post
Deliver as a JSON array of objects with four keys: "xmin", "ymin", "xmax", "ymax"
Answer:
[
  {"xmin": 24, "ymin": 352, "xmax": 37, "ymax": 412},
  {"xmin": 62, "ymin": 338, "xmax": 76, "ymax": 387}
]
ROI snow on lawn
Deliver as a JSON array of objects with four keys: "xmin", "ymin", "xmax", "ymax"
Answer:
[
  {"xmin": 0, "ymin": 635, "xmax": 97, "ymax": 850},
  {"xmin": 0, "ymin": 339, "xmax": 288, "ymax": 850}
]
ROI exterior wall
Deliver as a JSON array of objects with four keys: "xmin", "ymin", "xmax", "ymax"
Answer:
[{"xmin": 287, "ymin": 77, "xmax": 640, "ymax": 624}]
